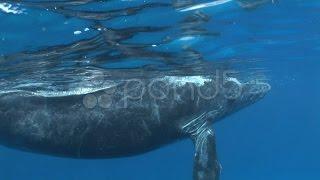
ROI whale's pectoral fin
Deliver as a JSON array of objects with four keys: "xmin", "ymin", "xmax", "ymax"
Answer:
[
  {"xmin": 181, "ymin": 113, "xmax": 221, "ymax": 180},
  {"xmin": 192, "ymin": 127, "xmax": 221, "ymax": 180}
]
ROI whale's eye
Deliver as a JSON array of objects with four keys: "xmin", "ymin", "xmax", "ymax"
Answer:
[{"xmin": 223, "ymin": 77, "xmax": 243, "ymax": 100}]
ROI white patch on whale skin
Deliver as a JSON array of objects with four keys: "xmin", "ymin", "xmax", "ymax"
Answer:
[
  {"xmin": 16, "ymin": 110, "xmax": 51, "ymax": 141},
  {"xmin": 0, "ymin": 3, "xmax": 24, "ymax": 14},
  {"xmin": 33, "ymin": 85, "xmax": 116, "ymax": 97},
  {"xmin": 151, "ymin": 103, "xmax": 161, "ymax": 123},
  {"xmin": 0, "ymin": 83, "xmax": 117, "ymax": 97},
  {"xmin": 227, "ymin": 77, "xmax": 242, "ymax": 86},
  {"xmin": 163, "ymin": 76, "xmax": 211, "ymax": 87}
]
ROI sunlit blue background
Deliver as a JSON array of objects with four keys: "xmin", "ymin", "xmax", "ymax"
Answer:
[{"xmin": 0, "ymin": 0, "xmax": 319, "ymax": 179}]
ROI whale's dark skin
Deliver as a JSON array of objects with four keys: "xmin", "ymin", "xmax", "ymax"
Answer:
[{"xmin": 0, "ymin": 72, "xmax": 270, "ymax": 180}]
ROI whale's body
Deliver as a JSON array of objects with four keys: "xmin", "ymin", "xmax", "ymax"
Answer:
[{"xmin": 0, "ymin": 72, "xmax": 270, "ymax": 180}]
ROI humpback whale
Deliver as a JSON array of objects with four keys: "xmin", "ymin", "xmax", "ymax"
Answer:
[{"xmin": 0, "ymin": 68, "xmax": 270, "ymax": 180}]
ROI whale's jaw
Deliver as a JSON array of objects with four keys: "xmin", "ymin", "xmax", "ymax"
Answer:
[
  {"xmin": 241, "ymin": 81, "xmax": 271, "ymax": 105},
  {"xmin": 224, "ymin": 80, "xmax": 271, "ymax": 115}
]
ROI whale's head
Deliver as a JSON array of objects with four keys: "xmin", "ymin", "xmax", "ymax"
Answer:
[{"xmin": 222, "ymin": 77, "xmax": 271, "ymax": 114}]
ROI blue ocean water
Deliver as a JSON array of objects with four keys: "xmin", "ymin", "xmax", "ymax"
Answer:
[{"xmin": 0, "ymin": 0, "xmax": 319, "ymax": 180}]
